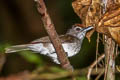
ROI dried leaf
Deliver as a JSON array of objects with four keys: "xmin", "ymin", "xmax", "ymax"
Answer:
[
  {"xmin": 97, "ymin": 4, "xmax": 120, "ymax": 45},
  {"xmin": 108, "ymin": 27, "xmax": 120, "ymax": 45},
  {"xmin": 115, "ymin": 0, "xmax": 120, "ymax": 4},
  {"xmin": 72, "ymin": 0, "xmax": 120, "ymax": 45},
  {"xmin": 72, "ymin": 0, "xmax": 91, "ymax": 24},
  {"xmin": 72, "ymin": 0, "xmax": 102, "ymax": 41}
]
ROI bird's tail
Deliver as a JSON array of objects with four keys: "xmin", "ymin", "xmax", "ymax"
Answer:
[{"xmin": 5, "ymin": 44, "xmax": 30, "ymax": 53}]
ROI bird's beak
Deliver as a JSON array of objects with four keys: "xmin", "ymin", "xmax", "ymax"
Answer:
[{"xmin": 82, "ymin": 26, "xmax": 94, "ymax": 32}]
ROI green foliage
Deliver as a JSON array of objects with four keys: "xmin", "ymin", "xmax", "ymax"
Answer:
[
  {"xmin": 49, "ymin": 66, "xmax": 65, "ymax": 72},
  {"xmin": 19, "ymin": 51, "xmax": 44, "ymax": 66},
  {"xmin": 0, "ymin": 43, "xmax": 11, "ymax": 53},
  {"xmin": 76, "ymin": 76, "xmax": 87, "ymax": 80}
]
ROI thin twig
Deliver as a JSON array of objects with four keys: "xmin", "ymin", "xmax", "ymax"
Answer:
[
  {"xmin": 96, "ymin": 33, "xmax": 100, "ymax": 72},
  {"xmin": 115, "ymin": 44, "xmax": 118, "ymax": 56},
  {"xmin": 116, "ymin": 65, "xmax": 120, "ymax": 72},
  {"xmin": 95, "ymin": 70, "xmax": 104, "ymax": 80},
  {"xmin": 87, "ymin": 54, "xmax": 105, "ymax": 80},
  {"xmin": 35, "ymin": 0, "xmax": 73, "ymax": 71}
]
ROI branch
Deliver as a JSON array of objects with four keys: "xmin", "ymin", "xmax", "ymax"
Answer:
[
  {"xmin": 103, "ymin": 0, "xmax": 116, "ymax": 80},
  {"xmin": 87, "ymin": 50, "xmax": 120, "ymax": 80},
  {"xmin": 104, "ymin": 37, "xmax": 115, "ymax": 80},
  {"xmin": 30, "ymin": 68, "xmax": 105, "ymax": 80},
  {"xmin": 87, "ymin": 54, "xmax": 105, "ymax": 80},
  {"xmin": 95, "ymin": 70, "xmax": 104, "ymax": 80},
  {"xmin": 35, "ymin": 0, "xmax": 73, "ymax": 71},
  {"xmin": 1, "ymin": 67, "xmax": 120, "ymax": 80},
  {"xmin": 0, "ymin": 68, "xmax": 105, "ymax": 80}
]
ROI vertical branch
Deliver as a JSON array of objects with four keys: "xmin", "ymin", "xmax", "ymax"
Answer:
[
  {"xmin": 102, "ymin": 0, "xmax": 116, "ymax": 80},
  {"xmin": 35, "ymin": 0, "xmax": 73, "ymax": 71},
  {"xmin": 104, "ymin": 37, "xmax": 115, "ymax": 80}
]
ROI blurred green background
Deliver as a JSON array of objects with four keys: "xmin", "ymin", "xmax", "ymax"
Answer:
[{"xmin": 1, "ymin": 0, "xmax": 118, "ymax": 80}]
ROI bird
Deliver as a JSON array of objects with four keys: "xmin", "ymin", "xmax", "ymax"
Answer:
[{"xmin": 5, "ymin": 24, "xmax": 93, "ymax": 64}]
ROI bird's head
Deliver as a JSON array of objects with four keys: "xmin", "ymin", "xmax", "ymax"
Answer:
[{"xmin": 67, "ymin": 24, "xmax": 93, "ymax": 40}]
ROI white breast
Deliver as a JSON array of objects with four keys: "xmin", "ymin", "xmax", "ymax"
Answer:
[{"xmin": 62, "ymin": 43, "xmax": 81, "ymax": 57}]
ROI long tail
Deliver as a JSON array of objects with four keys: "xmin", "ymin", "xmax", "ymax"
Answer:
[{"xmin": 5, "ymin": 44, "xmax": 30, "ymax": 53}]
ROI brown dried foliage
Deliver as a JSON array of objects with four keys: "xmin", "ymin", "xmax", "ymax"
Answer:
[
  {"xmin": 72, "ymin": 0, "xmax": 102, "ymax": 41},
  {"xmin": 97, "ymin": 4, "xmax": 120, "ymax": 45},
  {"xmin": 72, "ymin": 0, "xmax": 120, "ymax": 45}
]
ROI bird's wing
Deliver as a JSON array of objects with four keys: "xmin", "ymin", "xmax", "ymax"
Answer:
[
  {"xmin": 31, "ymin": 35, "xmax": 78, "ymax": 44},
  {"xmin": 60, "ymin": 35, "xmax": 79, "ymax": 43},
  {"xmin": 31, "ymin": 36, "xmax": 51, "ymax": 43}
]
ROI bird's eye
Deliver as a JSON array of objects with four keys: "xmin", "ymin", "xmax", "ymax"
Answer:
[{"xmin": 75, "ymin": 27, "xmax": 81, "ymax": 31}]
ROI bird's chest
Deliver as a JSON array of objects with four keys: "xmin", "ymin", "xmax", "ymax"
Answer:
[{"xmin": 62, "ymin": 42, "xmax": 81, "ymax": 57}]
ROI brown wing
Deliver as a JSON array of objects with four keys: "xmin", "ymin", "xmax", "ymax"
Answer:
[
  {"xmin": 59, "ymin": 35, "xmax": 79, "ymax": 43},
  {"xmin": 31, "ymin": 35, "xmax": 78, "ymax": 43},
  {"xmin": 31, "ymin": 36, "xmax": 51, "ymax": 43}
]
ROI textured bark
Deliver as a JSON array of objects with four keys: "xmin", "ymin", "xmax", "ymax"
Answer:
[
  {"xmin": 104, "ymin": 37, "xmax": 115, "ymax": 80},
  {"xmin": 35, "ymin": 0, "xmax": 73, "ymax": 71},
  {"xmin": 103, "ymin": 0, "xmax": 116, "ymax": 80}
]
